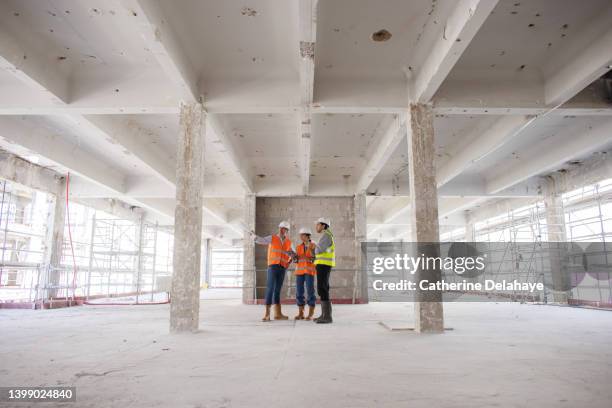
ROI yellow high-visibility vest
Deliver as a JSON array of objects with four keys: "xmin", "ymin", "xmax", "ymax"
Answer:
[{"xmin": 314, "ymin": 229, "xmax": 335, "ymax": 267}]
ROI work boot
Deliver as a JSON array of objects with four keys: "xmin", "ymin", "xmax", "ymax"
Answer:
[
  {"xmin": 304, "ymin": 305, "xmax": 315, "ymax": 320},
  {"xmin": 274, "ymin": 304, "xmax": 288, "ymax": 320},
  {"xmin": 295, "ymin": 305, "xmax": 305, "ymax": 320},
  {"xmin": 316, "ymin": 301, "xmax": 333, "ymax": 324},
  {"xmin": 262, "ymin": 305, "xmax": 271, "ymax": 322}
]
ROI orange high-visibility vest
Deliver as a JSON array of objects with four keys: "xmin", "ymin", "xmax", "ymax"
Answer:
[
  {"xmin": 267, "ymin": 235, "xmax": 292, "ymax": 268},
  {"xmin": 295, "ymin": 242, "xmax": 316, "ymax": 276}
]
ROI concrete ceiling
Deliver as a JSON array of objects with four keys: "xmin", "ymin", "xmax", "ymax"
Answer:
[{"xmin": 0, "ymin": 0, "xmax": 611, "ymax": 245}]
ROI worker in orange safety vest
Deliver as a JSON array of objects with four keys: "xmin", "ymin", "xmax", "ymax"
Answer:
[
  {"xmin": 293, "ymin": 227, "xmax": 317, "ymax": 320},
  {"xmin": 254, "ymin": 221, "xmax": 294, "ymax": 321}
]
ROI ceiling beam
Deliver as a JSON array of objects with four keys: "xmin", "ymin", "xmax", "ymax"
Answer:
[
  {"xmin": 0, "ymin": 100, "xmax": 609, "ymax": 117},
  {"xmin": 0, "ymin": 117, "xmax": 125, "ymax": 193},
  {"xmin": 410, "ymin": 0, "xmax": 499, "ymax": 102},
  {"xmin": 356, "ymin": 114, "xmax": 406, "ymax": 193},
  {"xmin": 436, "ymin": 9, "xmax": 612, "ymax": 189},
  {"xmin": 0, "ymin": 150, "xmax": 63, "ymax": 196},
  {"xmin": 438, "ymin": 177, "xmax": 541, "ymax": 198},
  {"xmin": 437, "ymin": 115, "xmax": 532, "ymax": 187},
  {"xmin": 544, "ymin": 5, "xmax": 612, "ymax": 106},
  {"xmin": 123, "ymin": 0, "xmax": 256, "ymax": 198},
  {"xmin": 202, "ymin": 205, "xmax": 245, "ymax": 237},
  {"xmin": 0, "ymin": 20, "xmax": 178, "ymax": 191},
  {"xmin": 207, "ymin": 114, "xmax": 254, "ymax": 193},
  {"xmin": 79, "ymin": 115, "xmax": 175, "ymax": 186},
  {"xmin": 298, "ymin": 113, "xmax": 312, "ymax": 195},
  {"xmin": 134, "ymin": 198, "xmax": 234, "ymax": 246},
  {"xmin": 296, "ymin": 0, "xmax": 318, "ymax": 194},
  {"xmin": 121, "ymin": 0, "xmax": 200, "ymax": 102},
  {"xmin": 486, "ymin": 118, "xmax": 612, "ymax": 194},
  {"xmin": 0, "ymin": 24, "xmax": 69, "ymax": 104}
]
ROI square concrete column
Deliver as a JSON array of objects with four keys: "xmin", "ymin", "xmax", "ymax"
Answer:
[
  {"xmin": 354, "ymin": 192, "xmax": 368, "ymax": 303},
  {"xmin": 170, "ymin": 102, "xmax": 205, "ymax": 333},
  {"xmin": 242, "ymin": 194, "xmax": 256, "ymax": 303},
  {"xmin": 45, "ymin": 176, "xmax": 67, "ymax": 299},
  {"xmin": 544, "ymin": 177, "xmax": 571, "ymax": 303},
  {"xmin": 200, "ymin": 238, "xmax": 212, "ymax": 288},
  {"xmin": 465, "ymin": 213, "xmax": 476, "ymax": 242},
  {"xmin": 407, "ymin": 103, "xmax": 444, "ymax": 333}
]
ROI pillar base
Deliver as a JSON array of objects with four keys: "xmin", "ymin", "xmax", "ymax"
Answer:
[
  {"xmin": 415, "ymin": 302, "xmax": 444, "ymax": 333},
  {"xmin": 551, "ymin": 291, "xmax": 571, "ymax": 304}
]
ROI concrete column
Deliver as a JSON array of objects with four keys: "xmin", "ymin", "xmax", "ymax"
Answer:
[
  {"xmin": 200, "ymin": 238, "xmax": 212, "ymax": 288},
  {"xmin": 170, "ymin": 102, "xmax": 205, "ymax": 333},
  {"xmin": 135, "ymin": 215, "xmax": 145, "ymax": 304},
  {"xmin": 242, "ymin": 194, "xmax": 256, "ymax": 303},
  {"xmin": 407, "ymin": 103, "xmax": 444, "ymax": 333},
  {"xmin": 354, "ymin": 192, "xmax": 368, "ymax": 303},
  {"xmin": 544, "ymin": 177, "xmax": 571, "ymax": 303},
  {"xmin": 465, "ymin": 213, "xmax": 475, "ymax": 242},
  {"xmin": 45, "ymin": 177, "xmax": 67, "ymax": 299}
]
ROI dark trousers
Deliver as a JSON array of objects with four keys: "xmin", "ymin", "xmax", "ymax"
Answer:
[
  {"xmin": 264, "ymin": 264, "xmax": 286, "ymax": 305},
  {"xmin": 316, "ymin": 264, "xmax": 332, "ymax": 301}
]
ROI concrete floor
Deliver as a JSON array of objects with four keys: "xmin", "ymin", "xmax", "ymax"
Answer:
[{"xmin": 1, "ymin": 290, "xmax": 612, "ymax": 408}]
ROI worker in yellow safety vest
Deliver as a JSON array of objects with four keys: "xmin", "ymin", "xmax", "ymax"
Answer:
[
  {"xmin": 254, "ymin": 221, "xmax": 294, "ymax": 321},
  {"xmin": 293, "ymin": 227, "xmax": 317, "ymax": 320},
  {"xmin": 313, "ymin": 217, "xmax": 335, "ymax": 324}
]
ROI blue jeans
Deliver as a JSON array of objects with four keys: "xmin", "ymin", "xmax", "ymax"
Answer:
[
  {"xmin": 264, "ymin": 264, "xmax": 286, "ymax": 305},
  {"xmin": 296, "ymin": 274, "xmax": 316, "ymax": 307}
]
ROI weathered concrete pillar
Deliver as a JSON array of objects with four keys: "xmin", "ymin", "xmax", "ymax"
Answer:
[
  {"xmin": 45, "ymin": 176, "xmax": 67, "ymax": 299},
  {"xmin": 242, "ymin": 194, "xmax": 256, "ymax": 303},
  {"xmin": 407, "ymin": 103, "xmax": 444, "ymax": 333},
  {"xmin": 134, "ymin": 214, "xmax": 146, "ymax": 303},
  {"xmin": 354, "ymin": 192, "xmax": 368, "ymax": 303},
  {"xmin": 465, "ymin": 213, "xmax": 475, "ymax": 242},
  {"xmin": 544, "ymin": 177, "xmax": 571, "ymax": 303},
  {"xmin": 170, "ymin": 102, "xmax": 205, "ymax": 333},
  {"xmin": 201, "ymin": 238, "xmax": 212, "ymax": 288}
]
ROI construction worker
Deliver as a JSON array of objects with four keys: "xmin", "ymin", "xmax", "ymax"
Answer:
[
  {"xmin": 313, "ymin": 217, "xmax": 335, "ymax": 324},
  {"xmin": 293, "ymin": 227, "xmax": 316, "ymax": 320},
  {"xmin": 255, "ymin": 221, "xmax": 293, "ymax": 322}
]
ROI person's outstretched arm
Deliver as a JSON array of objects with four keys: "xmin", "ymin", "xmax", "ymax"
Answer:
[{"xmin": 254, "ymin": 235, "xmax": 272, "ymax": 246}]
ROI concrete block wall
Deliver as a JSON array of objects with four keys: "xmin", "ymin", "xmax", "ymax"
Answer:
[{"xmin": 254, "ymin": 196, "xmax": 364, "ymax": 303}]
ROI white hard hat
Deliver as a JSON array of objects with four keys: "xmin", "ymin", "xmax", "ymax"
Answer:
[
  {"xmin": 299, "ymin": 227, "xmax": 312, "ymax": 235},
  {"xmin": 278, "ymin": 221, "xmax": 290, "ymax": 230},
  {"xmin": 316, "ymin": 217, "xmax": 331, "ymax": 227}
]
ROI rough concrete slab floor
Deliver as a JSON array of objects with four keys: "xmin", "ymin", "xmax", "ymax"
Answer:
[{"xmin": 1, "ymin": 289, "xmax": 611, "ymax": 408}]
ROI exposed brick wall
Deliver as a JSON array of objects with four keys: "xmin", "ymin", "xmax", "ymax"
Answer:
[{"xmin": 254, "ymin": 196, "xmax": 361, "ymax": 302}]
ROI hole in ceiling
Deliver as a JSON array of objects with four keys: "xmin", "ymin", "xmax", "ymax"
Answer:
[
  {"xmin": 371, "ymin": 29, "xmax": 392, "ymax": 42},
  {"xmin": 257, "ymin": 174, "xmax": 266, "ymax": 179},
  {"xmin": 241, "ymin": 7, "xmax": 257, "ymax": 17}
]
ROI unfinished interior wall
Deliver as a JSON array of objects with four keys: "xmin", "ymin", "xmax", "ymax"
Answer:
[{"xmin": 254, "ymin": 196, "xmax": 364, "ymax": 303}]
